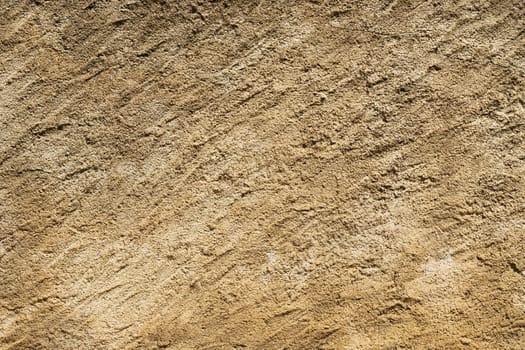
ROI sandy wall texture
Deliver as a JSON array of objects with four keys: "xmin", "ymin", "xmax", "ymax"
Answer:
[{"xmin": 1, "ymin": 0, "xmax": 525, "ymax": 349}]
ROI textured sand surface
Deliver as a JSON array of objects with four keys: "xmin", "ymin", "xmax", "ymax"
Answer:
[{"xmin": 1, "ymin": 0, "xmax": 525, "ymax": 349}]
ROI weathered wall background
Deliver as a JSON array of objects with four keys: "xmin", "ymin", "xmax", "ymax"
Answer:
[{"xmin": 1, "ymin": 0, "xmax": 524, "ymax": 348}]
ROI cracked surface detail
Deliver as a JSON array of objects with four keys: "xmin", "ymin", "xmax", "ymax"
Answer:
[{"xmin": 1, "ymin": 0, "xmax": 525, "ymax": 349}]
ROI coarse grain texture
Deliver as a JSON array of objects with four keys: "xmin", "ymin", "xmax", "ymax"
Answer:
[{"xmin": 1, "ymin": 0, "xmax": 525, "ymax": 349}]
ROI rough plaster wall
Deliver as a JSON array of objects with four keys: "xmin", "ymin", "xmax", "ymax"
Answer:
[{"xmin": 1, "ymin": 0, "xmax": 525, "ymax": 349}]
